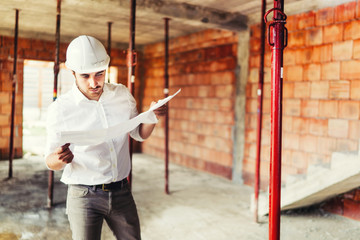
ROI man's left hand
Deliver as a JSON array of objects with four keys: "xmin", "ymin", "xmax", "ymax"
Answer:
[{"xmin": 151, "ymin": 102, "xmax": 167, "ymax": 118}]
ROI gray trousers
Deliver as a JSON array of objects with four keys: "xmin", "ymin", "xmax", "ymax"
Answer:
[{"xmin": 66, "ymin": 183, "xmax": 141, "ymax": 240}]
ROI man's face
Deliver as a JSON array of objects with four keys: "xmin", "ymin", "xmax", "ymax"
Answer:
[{"xmin": 74, "ymin": 70, "xmax": 106, "ymax": 101}]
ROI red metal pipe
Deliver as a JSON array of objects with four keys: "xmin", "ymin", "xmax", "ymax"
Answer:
[
  {"xmin": 127, "ymin": 0, "xmax": 137, "ymax": 189},
  {"xmin": 254, "ymin": 0, "xmax": 267, "ymax": 223},
  {"xmin": 8, "ymin": 9, "xmax": 19, "ymax": 179},
  {"xmin": 48, "ymin": 0, "xmax": 61, "ymax": 208},
  {"xmin": 265, "ymin": 0, "xmax": 287, "ymax": 239},
  {"xmin": 107, "ymin": 21, "xmax": 112, "ymax": 83},
  {"xmin": 164, "ymin": 17, "xmax": 170, "ymax": 195}
]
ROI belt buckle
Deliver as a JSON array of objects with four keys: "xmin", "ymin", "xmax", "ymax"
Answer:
[{"xmin": 101, "ymin": 184, "xmax": 110, "ymax": 192}]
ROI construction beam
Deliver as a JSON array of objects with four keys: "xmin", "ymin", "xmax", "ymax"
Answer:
[{"xmin": 136, "ymin": 0, "xmax": 248, "ymax": 31}]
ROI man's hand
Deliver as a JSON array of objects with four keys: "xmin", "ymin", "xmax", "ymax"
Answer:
[
  {"xmin": 46, "ymin": 143, "xmax": 74, "ymax": 170},
  {"xmin": 55, "ymin": 143, "xmax": 74, "ymax": 164},
  {"xmin": 151, "ymin": 102, "xmax": 167, "ymax": 118}
]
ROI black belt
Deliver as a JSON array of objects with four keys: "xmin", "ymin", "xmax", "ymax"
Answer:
[{"xmin": 92, "ymin": 178, "xmax": 128, "ymax": 191}]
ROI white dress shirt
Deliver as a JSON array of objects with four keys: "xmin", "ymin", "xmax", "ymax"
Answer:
[{"xmin": 45, "ymin": 83, "xmax": 145, "ymax": 185}]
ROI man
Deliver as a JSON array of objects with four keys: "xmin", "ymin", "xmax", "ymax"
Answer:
[{"xmin": 45, "ymin": 35, "xmax": 166, "ymax": 240}]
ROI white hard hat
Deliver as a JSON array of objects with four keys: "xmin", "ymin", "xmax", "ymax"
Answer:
[{"xmin": 65, "ymin": 35, "xmax": 110, "ymax": 74}]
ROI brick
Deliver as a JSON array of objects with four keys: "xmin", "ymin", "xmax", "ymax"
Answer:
[
  {"xmin": 309, "ymin": 119, "xmax": 328, "ymax": 136},
  {"xmin": 284, "ymin": 49, "xmax": 296, "ymax": 66},
  {"xmin": 313, "ymin": 44, "xmax": 332, "ymax": 63},
  {"xmin": 334, "ymin": 2, "xmax": 356, "ymax": 23},
  {"xmin": 250, "ymin": 38, "xmax": 261, "ymax": 53},
  {"xmin": 248, "ymin": 68, "xmax": 259, "ymax": 83},
  {"xmin": 354, "ymin": 39, "xmax": 360, "ymax": 59},
  {"xmin": 294, "ymin": 82, "xmax": 310, "ymax": 98},
  {"xmin": 288, "ymin": 31, "xmax": 306, "ymax": 48},
  {"xmin": 306, "ymin": 28, "xmax": 323, "ymax": 46},
  {"xmin": 303, "ymin": 64, "xmax": 321, "ymax": 81},
  {"xmin": 262, "ymin": 99, "xmax": 271, "ymax": 114},
  {"xmin": 329, "ymin": 80, "xmax": 350, "ymax": 99},
  {"xmin": 284, "ymin": 65, "xmax": 303, "ymax": 82},
  {"xmin": 0, "ymin": 92, "xmax": 10, "ymax": 104},
  {"xmin": 316, "ymin": 7, "xmax": 335, "ymax": 26},
  {"xmin": 344, "ymin": 20, "xmax": 360, "ymax": 40},
  {"xmin": 321, "ymin": 62, "xmax": 340, "ymax": 80},
  {"xmin": 283, "ymin": 99, "xmax": 301, "ymax": 116},
  {"xmin": 310, "ymin": 81, "xmax": 329, "ymax": 99},
  {"xmin": 351, "ymin": 80, "xmax": 360, "ymax": 99},
  {"xmin": 338, "ymin": 100, "xmax": 360, "ymax": 119},
  {"xmin": 263, "ymin": 83, "xmax": 271, "ymax": 99},
  {"xmin": 319, "ymin": 100, "xmax": 338, "ymax": 118},
  {"xmin": 283, "ymin": 133, "xmax": 299, "ymax": 150},
  {"xmin": 291, "ymin": 151, "xmax": 309, "ymax": 170},
  {"xmin": 317, "ymin": 137, "xmax": 337, "ymax": 155},
  {"xmin": 337, "ymin": 139, "xmax": 358, "ymax": 152},
  {"xmin": 295, "ymin": 48, "xmax": 315, "ymax": 65},
  {"xmin": 250, "ymin": 24, "xmax": 261, "ymax": 39},
  {"xmin": 348, "ymin": 120, "xmax": 360, "ymax": 140},
  {"xmin": 292, "ymin": 117, "xmax": 309, "ymax": 134},
  {"xmin": 283, "ymin": 82, "xmax": 294, "ymax": 98},
  {"xmin": 323, "ymin": 24, "xmax": 343, "ymax": 43},
  {"xmin": 328, "ymin": 119, "xmax": 349, "ymax": 138},
  {"xmin": 286, "ymin": 15, "xmax": 297, "ymax": 32},
  {"xmin": 301, "ymin": 100, "xmax": 319, "ymax": 117},
  {"xmin": 215, "ymin": 85, "xmax": 234, "ymax": 98},
  {"xmin": 297, "ymin": 12, "xmax": 315, "ymax": 29},
  {"xmin": 250, "ymin": 54, "xmax": 260, "ymax": 68},
  {"xmin": 299, "ymin": 135, "xmax": 318, "ymax": 153},
  {"xmin": 246, "ymin": 99, "xmax": 258, "ymax": 113},
  {"xmin": 0, "ymin": 114, "xmax": 9, "ymax": 126},
  {"xmin": 341, "ymin": 60, "xmax": 360, "ymax": 80},
  {"xmin": 332, "ymin": 40, "xmax": 353, "ymax": 61}
]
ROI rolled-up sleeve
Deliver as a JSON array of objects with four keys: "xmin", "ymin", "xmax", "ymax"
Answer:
[{"xmin": 125, "ymin": 89, "xmax": 145, "ymax": 142}]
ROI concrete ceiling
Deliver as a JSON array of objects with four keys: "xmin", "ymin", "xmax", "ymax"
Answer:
[{"xmin": 0, "ymin": 0, "xmax": 355, "ymax": 47}]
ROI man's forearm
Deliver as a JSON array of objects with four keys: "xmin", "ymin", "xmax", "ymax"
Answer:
[{"xmin": 139, "ymin": 123, "xmax": 156, "ymax": 139}]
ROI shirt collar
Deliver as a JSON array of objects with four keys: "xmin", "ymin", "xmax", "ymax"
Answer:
[{"xmin": 72, "ymin": 83, "xmax": 114, "ymax": 105}]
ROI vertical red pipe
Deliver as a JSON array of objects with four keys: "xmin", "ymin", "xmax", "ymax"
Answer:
[
  {"xmin": 254, "ymin": 0, "xmax": 267, "ymax": 223},
  {"xmin": 127, "ymin": 0, "xmax": 136, "ymax": 189},
  {"xmin": 8, "ymin": 9, "xmax": 19, "ymax": 179},
  {"xmin": 164, "ymin": 17, "xmax": 170, "ymax": 195},
  {"xmin": 268, "ymin": 0, "xmax": 286, "ymax": 239},
  {"xmin": 107, "ymin": 22, "xmax": 112, "ymax": 83},
  {"xmin": 48, "ymin": 0, "xmax": 61, "ymax": 208}
]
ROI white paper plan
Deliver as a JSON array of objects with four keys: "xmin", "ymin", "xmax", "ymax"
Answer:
[{"xmin": 57, "ymin": 89, "xmax": 181, "ymax": 146}]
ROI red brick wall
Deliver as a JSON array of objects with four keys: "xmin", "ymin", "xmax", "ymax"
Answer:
[
  {"xmin": 245, "ymin": 1, "xmax": 360, "ymax": 189},
  {"xmin": 141, "ymin": 29, "xmax": 238, "ymax": 179},
  {"xmin": 0, "ymin": 35, "xmax": 129, "ymax": 159}
]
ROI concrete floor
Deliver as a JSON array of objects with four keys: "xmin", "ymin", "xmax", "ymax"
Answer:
[{"xmin": 1, "ymin": 154, "xmax": 360, "ymax": 240}]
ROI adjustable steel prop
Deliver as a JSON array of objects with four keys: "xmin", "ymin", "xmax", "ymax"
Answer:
[
  {"xmin": 48, "ymin": 0, "xmax": 61, "ymax": 208},
  {"xmin": 127, "ymin": 0, "xmax": 137, "ymax": 189},
  {"xmin": 9, "ymin": 9, "xmax": 19, "ymax": 179},
  {"xmin": 264, "ymin": 0, "xmax": 287, "ymax": 239}
]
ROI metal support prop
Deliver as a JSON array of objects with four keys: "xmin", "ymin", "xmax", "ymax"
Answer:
[
  {"xmin": 164, "ymin": 17, "xmax": 170, "ymax": 195},
  {"xmin": 127, "ymin": 0, "xmax": 137, "ymax": 189},
  {"xmin": 107, "ymin": 22, "xmax": 112, "ymax": 83},
  {"xmin": 8, "ymin": 9, "xmax": 19, "ymax": 179},
  {"xmin": 254, "ymin": 0, "xmax": 267, "ymax": 223},
  {"xmin": 264, "ymin": 0, "xmax": 287, "ymax": 239},
  {"xmin": 48, "ymin": 0, "xmax": 61, "ymax": 208}
]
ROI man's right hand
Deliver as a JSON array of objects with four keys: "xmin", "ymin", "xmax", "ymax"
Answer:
[
  {"xmin": 46, "ymin": 143, "xmax": 74, "ymax": 170},
  {"xmin": 55, "ymin": 143, "xmax": 74, "ymax": 164}
]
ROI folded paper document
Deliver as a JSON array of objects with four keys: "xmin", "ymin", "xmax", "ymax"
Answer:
[{"xmin": 58, "ymin": 89, "xmax": 181, "ymax": 146}]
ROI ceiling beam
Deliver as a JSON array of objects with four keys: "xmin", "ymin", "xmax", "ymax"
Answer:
[{"xmin": 136, "ymin": 0, "xmax": 248, "ymax": 31}]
